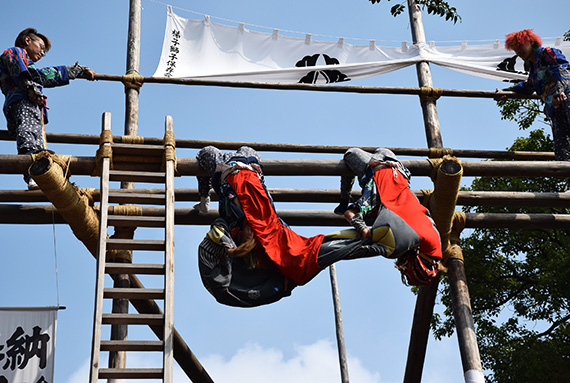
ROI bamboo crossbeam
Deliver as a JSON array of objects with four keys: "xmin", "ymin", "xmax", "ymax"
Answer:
[
  {"xmin": 0, "ymin": 130, "xmax": 554, "ymax": 159},
  {"xmin": 4, "ymin": 189, "xmax": 570, "ymax": 208},
  {"xmin": 94, "ymin": 73, "xmax": 538, "ymax": 100},
  {"xmin": 3, "ymin": 204, "xmax": 570, "ymax": 229},
  {"xmin": 2, "ymin": 154, "xmax": 570, "ymax": 177}
]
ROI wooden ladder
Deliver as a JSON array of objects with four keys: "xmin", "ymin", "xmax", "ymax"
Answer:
[{"xmin": 89, "ymin": 113, "xmax": 176, "ymax": 382}]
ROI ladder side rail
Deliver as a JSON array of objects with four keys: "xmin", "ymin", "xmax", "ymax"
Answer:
[{"xmin": 90, "ymin": 112, "xmax": 113, "ymax": 383}]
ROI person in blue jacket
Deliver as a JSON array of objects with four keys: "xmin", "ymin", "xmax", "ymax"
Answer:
[
  {"xmin": 499, "ymin": 29, "xmax": 570, "ymax": 161},
  {"xmin": 0, "ymin": 28, "xmax": 96, "ymax": 189}
]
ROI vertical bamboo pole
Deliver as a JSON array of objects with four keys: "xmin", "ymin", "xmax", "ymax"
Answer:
[
  {"xmin": 406, "ymin": 0, "xmax": 442, "ymax": 148},
  {"xmin": 329, "ymin": 264, "xmax": 350, "ymax": 383},
  {"xmin": 403, "ymin": 2, "xmax": 483, "ymax": 383},
  {"xmin": 447, "ymin": 255, "xmax": 485, "ymax": 383},
  {"xmin": 124, "ymin": 0, "xmax": 141, "ymax": 136},
  {"xmin": 403, "ymin": 3, "xmax": 443, "ymax": 378}
]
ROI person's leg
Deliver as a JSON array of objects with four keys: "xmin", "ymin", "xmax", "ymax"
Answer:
[
  {"xmin": 550, "ymin": 97, "xmax": 570, "ymax": 191},
  {"xmin": 334, "ymin": 148, "xmax": 373, "ymax": 214},
  {"xmin": 194, "ymin": 146, "xmax": 226, "ymax": 212},
  {"xmin": 551, "ymin": 98, "xmax": 570, "ymax": 162},
  {"xmin": 6, "ymin": 100, "xmax": 45, "ymax": 188}
]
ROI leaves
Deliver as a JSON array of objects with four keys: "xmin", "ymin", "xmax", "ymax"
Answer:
[
  {"xmin": 368, "ymin": 0, "xmax": 462, "ymax": 23},
  {"xmin": 434, "ymin": 114, "xmax": 570, "ymax": 380}
]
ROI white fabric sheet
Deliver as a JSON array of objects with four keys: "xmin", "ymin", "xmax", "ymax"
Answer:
[
  {"xmin": 0, "ymin": 307, "xmax": 57, "ymax": 383},
  {"xmin": 153, "ymin": 8, "xmax": 570, "ymax": 85}
]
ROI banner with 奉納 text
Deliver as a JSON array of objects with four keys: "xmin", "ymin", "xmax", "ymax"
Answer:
[
  {"xmin": 0, "ymin": 307, "xmax": 57, "ymax": 383},
  {"xmin": 153, "ymin": 7, "xmax": 570, "ymax": 85}
]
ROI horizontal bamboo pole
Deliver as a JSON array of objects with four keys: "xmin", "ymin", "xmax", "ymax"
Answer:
[
  {"xmin": 3, "ymin": 188, "xmax": 570, "ymax": 208},
  {"xmin": 0, "ymin": 130, "xmax": 554, "ymax": 160},
  {"xmin": 2, "ymin": 204, "xmax": 569, "ymax": 229},
  {"xmin": 94, "ymin": 73, "xmax": 538, "ymax": 100},
  {"xmin": 2, "ymin": 155, "xmax": 570, "ymax": 177}
]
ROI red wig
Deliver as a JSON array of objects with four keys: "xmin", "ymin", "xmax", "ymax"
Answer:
[{"xmin": 505, "ymin": 29, "xmax": 542, "ymax": 50}]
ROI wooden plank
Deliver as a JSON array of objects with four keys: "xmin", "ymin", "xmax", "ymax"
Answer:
[
  {"xmin": 109, "ymin": 169, "xmax": 166, "ymax": 183},
  {"xmin": 108, "ymin": 191, "xmax": 166, "ymax": 205},
  {"xmin": 107, "ymin": 215, "xmax": 166, "ymax": 228},
  {"xmin": 105, "ymin": 263, "xmax": 165, "ymax": 275},
  {"xmin": 106, "ymin": 238, "xmax": 165, "ymax": 251},
  {"xmin": 104, "ymin": 288, "xmax": 164, "ymax": 300},
  {"xmin": 100, "ymin": 340, "xmax": 164, "ymax": 352},
  {"xmin": 111, "ymin": 143, "xmax": 165, "ymax": 156},
  {"xmin": 98, "ymin": 368, "xmax": 163, "ymax": 379},
  {"xmin": 102, "ymin": 313, "xmax": 164, "ymax": 325}
]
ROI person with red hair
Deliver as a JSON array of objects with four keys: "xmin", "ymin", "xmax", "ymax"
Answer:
[{"xmin": 500, "ymin": 29, "xmax": 570, "ymax": 161}]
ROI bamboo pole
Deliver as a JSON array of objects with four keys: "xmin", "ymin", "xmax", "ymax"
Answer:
[
  {"xmin": 407, "ymin": 0, "xmax": 442, "ymax": 147},
  {"xmin": 329, "ymin": 264, "xmax": 350, "ymax": 383},
  {"xmin": 5, "ymin": 188, "xmax": 570, "ymax": 208},
  {"xmin": 3, "ymin": 204, "xmax": 570, "ymax": 229},
  {"xmin": 1, "ymin": 130, "xmax": 554, "ymax": 160},
  {"xmin": 92, "ymin": 74, "xmax": 536, "ymax": 100},
  {"xmin": 124, "ymin": 0, "xmax": 141, "ymax": 136},
  {"xmin": 4, "ymin": 154, "xmax": 570, "ymax": 177}
]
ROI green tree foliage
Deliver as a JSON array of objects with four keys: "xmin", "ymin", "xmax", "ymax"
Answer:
[
  {"xmin": 433, "ymin": 129, "xmax": 570, "ymax": 383},
  {"xmin": 368, "ymin": 0, "xmax": 461, "ymax": 23},
  {"xmin": 433, "ymin": 30, "xmax": 570, "ymax": 383}
]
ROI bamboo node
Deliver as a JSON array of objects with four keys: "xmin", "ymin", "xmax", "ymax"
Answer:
[
  {"xmin": 111, "ymin": 204, "xmax": 142, "ymax": 216},
  {"xmin": 427, "ymin": 158, "xmax": 442, "ymax": 182},
  {"xmin": 99, "ymin": 129, "xmax": 114, "ymax": 145},
  {"xmin": 120, "ymin": 135, "xmax": 145, "ymax": 144},
  {"xmin": 443, "ymin": 243, "xmax": 464, "ymax": 264},
  {"xmin": 163, "ymin": 130, "xmax": 176, "ymax": 148},
  {"xmin": 162, "ymin": 130, "xmax": 178, "ymax": 174},
  {"xmin": 420, "ymin": 189, "xmax": 433, "ymax": 207},
  {"xmin": 419, "ymin": 86, "xmax": 443, "ymax": 102},
  {"xmin": 450, "ymin": 211, "xmax": 466, "ymax": 243},
  {"xmin": 428, "ymin": 147, "xmax": 454, "ymax": 158},
  {"xmin": 122, "ymin": 73, "xmax": 144, "ymax": 93}
]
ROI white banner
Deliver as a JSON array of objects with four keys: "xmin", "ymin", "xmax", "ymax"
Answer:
[
  {"xmin": 0, "ymin": 308, "xmax": 57, "ymax": 383},
  {"xmin": 153, "ymin": 7, "xmax": 570, "ymax": 85}
]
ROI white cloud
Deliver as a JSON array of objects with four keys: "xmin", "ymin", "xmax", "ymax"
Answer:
[
  {"xmin": 200, "ymin": 339, "xmax": 382, "ymax": 383},
  {"xmin": 66, "ymin": 340, "xmax": 382, "ymax": 383}
]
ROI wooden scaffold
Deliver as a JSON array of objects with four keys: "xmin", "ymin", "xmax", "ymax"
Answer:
[{"xmin": 2, "ymin": 1, "xmax": 570, "ymax": 383}]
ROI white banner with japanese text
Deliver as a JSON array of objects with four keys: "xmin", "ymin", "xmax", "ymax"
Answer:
[
  {"xmin": 0, "ymin": 308, "xmax": 57, "ymax": 383},
  {"xmin": 153, "ymin": 7, "xmax": 570, "ymax": 85}
]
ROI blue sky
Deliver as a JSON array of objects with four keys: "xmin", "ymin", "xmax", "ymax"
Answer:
[{"xmin": 1, "ymin": 1, "xmax": 568, "ymax": 382}]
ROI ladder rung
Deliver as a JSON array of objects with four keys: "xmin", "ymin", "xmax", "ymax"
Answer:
[
  {"xmin": 111, "ymin": 143, "xmax": 165, "ymax": 157},
  {"xmin": 100, "ymin": 340, "xmax": 164, "ymax": 352},
  {"xmin": 103, "ymin": 288, "xmax": 165, "ymax": 300},
  {"xmin": 105, "ymin": 262, "xmax": 165, "ymax": 275},
  {"xmin": 109, "ymin": 191, "xmax": 166, "ymax": 205},
  {"xmin": 102, "ymin": 313, "xmax": 164, "ymax": 325},
  {"xmin": 109, "ymin": 170, "xmax": 166, "ymax": 183},
  {"xmin": 108, "ymin": 215, "xmax": 166, "ymax": 228},
  {"xmin": 98, "ymin": 368, "xmax": 163, "ymax": 379},
  {"xmin": 106, "ymin": 238, "xmax": 165, "ymax": 251}
]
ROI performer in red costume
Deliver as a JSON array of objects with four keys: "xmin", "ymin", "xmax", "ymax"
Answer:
[{"xmin": 196, "ymin": 146, "xmax": 442, "ymax": 307}]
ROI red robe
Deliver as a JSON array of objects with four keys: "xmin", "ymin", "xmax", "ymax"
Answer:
[
  {"xmin": 373, "ymin": 168, "xmax": 442, "ymax": 260},
  {"xmin": 227, "ymin": 170, "xmax": 325, "ymax": 285}
]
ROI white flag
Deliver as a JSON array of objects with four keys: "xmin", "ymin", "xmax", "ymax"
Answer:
[
  {"xmin": 153, "ymin": 7, "xmax": 570, "ymax": 85},
  {"xmin": 0, "ymin": 308, "xmax": 57, "ymax": 383}
]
